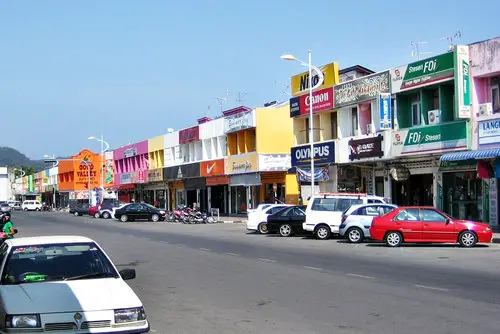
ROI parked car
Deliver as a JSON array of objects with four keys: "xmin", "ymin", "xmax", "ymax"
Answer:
[
  {"xmin": 246, "ymin": 204, "xmax": 292, "ymax": 234},
  {"xmin": 369, "ymin": 206, "xmax": 493, "ymax": 247},
  {"xmin": 70, "ymin": 203, "xmax": 91, "ymax": 216},
  {"xmin": 99, "ymin": 199, "xmax": 126, "ymax": 219},
  {"xmin": 266, "ymin": 205, "xmax": 307, "ymax": 237},
  {"xmin": 21, "ymin": 200, "xmax": 42, "ymax": 211},
  {"xmin": 302, "ymin": 193, "xmax": 391, "ymax": 240},
  {"xmin": 339, "ymin": 203, "xmax": 398, "ymax": 243},
  {"xmin": 0, "ymin": 202, "xmax": 11, "ymax": 213},
  {"xmin": 0, "ymin": 235, "xmax": 150, "ymax": 333},
  {"xmin": 9, "ymin": 202, "xmax": 22, "ymax": 211},
  {"xmin": 114, "ymin": 203, "xmax": 166, "ymax": 222},
  {"xmin": 88, "ymin": 205, "xmax": 100, "ymax": 218}
]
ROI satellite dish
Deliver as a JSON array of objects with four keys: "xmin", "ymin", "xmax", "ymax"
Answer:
[{"xmin": 167, "ymin": 128, "xmax": 174, "ymax": 133}]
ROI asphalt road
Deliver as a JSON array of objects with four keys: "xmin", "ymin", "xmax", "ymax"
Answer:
[{"xmin": 9, "ymin": 211, "xmax": 500, "ymax": 334}]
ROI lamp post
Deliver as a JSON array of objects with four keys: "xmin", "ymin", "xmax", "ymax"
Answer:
[
  {"xmin": 281, "ymin": 51, "xmax": 325, "ymax": 197},
  {"xmin": 88, "ymin": 135, "xmax": 110, "ymax": 202}
]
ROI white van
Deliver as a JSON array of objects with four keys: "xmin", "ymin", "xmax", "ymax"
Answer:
[
  {"xmin": 22, "ymin": 200, "xmax": 42, "ymax": 211},
  {"xmin": 302, "ymin": 193, "xmax": 390, "ymax": 240}
]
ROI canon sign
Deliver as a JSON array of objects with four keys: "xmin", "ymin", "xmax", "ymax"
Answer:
[{"xmin": 291, "ymin": 141, "xmax": 335, "ymax": 166}]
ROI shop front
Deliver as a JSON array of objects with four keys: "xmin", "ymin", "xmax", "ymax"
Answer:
[
  {"xmin": 225, "ymin": 152, "xmax": 259, "ymax": 214},
  {"xmin": 163, "ymin": 163, "xmax": 202, "ymax": 210},
  {"xmin": 258, "ymin": 153, "xmax": 292, "ymax": 204},
  {"xmin": 200, "ymin": 159, "xmax": 228, "ymax": 214},
  {"xmin": 142, "ymin": 168, "xmax": 166, "ymax": 208}
]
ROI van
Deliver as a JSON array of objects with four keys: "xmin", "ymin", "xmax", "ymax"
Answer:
[
  {"xmin": 22, "ymin": 200, "xmax": 42, "ymax": 211},
  {"xmin": 302, "ymin": 192, "xmax": 391, "ymax": 240}
]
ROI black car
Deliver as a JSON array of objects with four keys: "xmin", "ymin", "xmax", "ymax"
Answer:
[
  {"xmin": 266, "ymin": 205, "xmax": 307, "ymax": 237},
  {"xmin": 70, "ymin": 203, "xmax": 91, "ymax": 216},
  {"xmin": 114, "ymin": 203, "xmax": 166, "ymax": 222}
]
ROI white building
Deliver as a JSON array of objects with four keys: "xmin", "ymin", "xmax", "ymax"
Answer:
[{"xmin": 0, "ymin": 167, "xmax": 14, "ymax": 202}]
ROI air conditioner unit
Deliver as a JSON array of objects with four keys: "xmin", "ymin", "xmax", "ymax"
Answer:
[
  {"xmin": 479, "ymin": 103, "xmax": 493, "ymax": 116},
  {"xmin": 428, "ymin": 109, "xmax": 441, "ymax": 125},
  {"xmin": 366, "ymin": 123, "xmax": 374, "ymax": 134}
]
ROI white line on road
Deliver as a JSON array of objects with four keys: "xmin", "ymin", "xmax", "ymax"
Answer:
[
  {"xmin": 258, "ymin": 258, "xmax": 276, "ymax": 263},
  {"xmin": 414, "ymin": 284, "xmax": 449, "ymax": 292},
  {"xmin": 346, "ymin": 273, "xmax": 375, "ymax": 279},
  {"xmin": 199, "ymin": 248, "xmax": 211, "ymax": 251},
  {"xmin": 161, "ymin": 241, "xmax": 169, "ymax": 244},
  {"xmin": 224, "ymin": 252, "xmax": 240, "ymax": 257},
  {"xmin": 303, "ymin": 265, "xmax": 323, "ymax": 271}
]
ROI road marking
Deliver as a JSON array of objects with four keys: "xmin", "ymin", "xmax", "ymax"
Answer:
[
  {"xmin": 258, "ymin": 258, "xmax": 276, "ymax": 263},
  {"xmin": 161, "ymin": 241, "xmax": 169, "ymax": 244},
  {"xmin": 224, "ymin": 252, "xmax": 240, "ymax": 257},
  {"xmin": 414, "ymin": 284, "xmax": 449, "ymax": 292},
  {"xmin": 303, "ymin": 265, "xmax": 323, "ymax": 271},
  {"xmin": 346, "ymin": 273, "xmax": 375, "ymax": 279},
  {"xmin": 199, "ymin": 248, "xmax": 211, "ymax": 251}
]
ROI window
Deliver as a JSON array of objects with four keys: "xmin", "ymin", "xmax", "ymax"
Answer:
[
  {"xmin": 492, "ymin": 84, "xmax": 500, "ymax": 113},
  {"xmin": 412, "ymin": 102, "xmax": 421, "ymax": 126},
  {"xmin": 351, "ymin": 107, "xmax": 358, "ymax": 136},
  {"xmin": 420, "ymin": 209, "xmax": 447, "ymax": 222},
  {"xmin": 432, "ymin": 88, "xmax": 439, "ymax": 110},
  {"xmin": 368, "ymin": 199, "xmax": 383, "ymax": 203},
  {"xmin": 278, "ymin": 207, "xmax": 294, "ymax": 216},
  {"xmin": 363, "ymin": 206, "xmax": 382, "ymax": 216},
  {"xmin": 305, "ymin": 118, "xmax": 310, "ymax": 143},
  {"xmin": 267, "ymin": 206, "xmax": 287, "ymax": 214},
  {"xmin": 1, "ymin": 242, "xmax": 118, "ymax": 285},
  {"xmin": 382, "ymin": 206, "xmax": 396, "ymax": 214},
  {"xmin": 312, "ymin": 198, "xmax": 363, "ymax": 212},
  {"xmin": 394, "ymin": 208, "xmax": 420, "ymax": 221},
  {"xmin": 330, "ymin": 112, "xmax": 338, "ymax": 139},
  {"xmin": 292, "ymin": 207, "xmax": 305, "ymax": 216}
]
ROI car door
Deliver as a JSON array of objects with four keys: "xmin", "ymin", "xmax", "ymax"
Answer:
[
  {"xmin": 125, "ymin": 204, "xmax": 141, "ymax": 219},
  {"xmin": 392, "ymin": 208, "xmax": 423, "ymax": 241},
  {"xmin": 420, "ymin": 208, "xmax": 456, "ymax": 242}
]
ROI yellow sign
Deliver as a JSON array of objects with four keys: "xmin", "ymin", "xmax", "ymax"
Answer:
[
  {"xmin": 225, "ymin": 152, "xmax": 258, "ymax": 175},
  {"xmin": 291, "ymin": 62, "xmax": 340, "ymax": 97}
]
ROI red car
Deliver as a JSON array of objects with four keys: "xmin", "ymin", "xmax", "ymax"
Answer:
[
  {"xmin": 88, "ymin": 205, "xmax": 100, "ymax": 218},
  {"xmin": 370, "ymin": 206, "xmax": 492, "ymax": 247}
]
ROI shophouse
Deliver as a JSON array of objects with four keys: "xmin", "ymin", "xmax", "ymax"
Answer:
[
  {"xmin": 57, "ymin": 149, "xmax": 103, "ymax": 206},
  {"xmin": 143, "ymin": 135, "xmax": 166, "ymax": 207},
  {"xmin": 45, "ymin": 166, "xmax": 59, "ymax": 207},
  {"xmin": 163, "ymin": 130, "xmax": 182, "ymax": 210},
  {"xmin": 113, "ymin": 141, "xmax": 149, "ymax": 203},
  {"xmin": 389, "ymin": 46, "xmax": 474, "ymax": 219}
]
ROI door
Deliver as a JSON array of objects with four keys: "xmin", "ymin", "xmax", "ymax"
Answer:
[
  {"xmin": 136, "ymin": 204, "xmax": 150, "ymax": 220},
  {"xmin": 420, "ymin": 208, "xmax": 456, "ymax": 242},
  {"xmin": 392, "ymin": 208, "xmax": 423, "ymax": 241},
  {"xmin": 125, "ymin": 204, "xmax": 141, "ymax": 219}
]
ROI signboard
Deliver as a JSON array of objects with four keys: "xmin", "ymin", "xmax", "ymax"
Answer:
[
  {"xmin": 289, "ymin": 87, "xmax": 334, "ymax": 117},
  {"xmin": 225, "ymin": 152, "xmax": 259, "ymax": 175},
  {"xmin": 478, "ymin": 117, "xmax": 500, "ymax": 148},
  {"xmin": 258, "ymin": 154, "xmax": 291, "ymax": 171},
  {"xmin": 200, "ymin": 159, "xmax": 225, "ymax": 177},
  {"xmin": 123, "ymin": 147, "xmax": 137, "ymax": 158},
  {"xmin": 147, "ymin": 168, "xmax": 164, "ymax": 183},
  {"xmin": 455, "ymin": 45, "xmax": 471, "ymax": 119},
  {"xmin": 390, "ymin": 52, "xmax": 454, "ymax": 94},
  {"xmin": 379, "ymin": 93, "xmax": 392, "ymax": 130},
  {"xmin": 163, "ymin": 163, "xmax": 200, "ymax": 180},
  {"xmin": 348, "ymin": 135, "xmax": 384, "ymax": 160},
  {"xmin": 120, "ymin": 173, "xmax": 132, "ymax": 185},
  {"xmin": 334, "ymin": 71, "xmax": 390, "ymax": 108},
  {"xmin": 291, "ymin": 141, "xmax": 335, "ymax": 166},
  {"xmin": 223, "ymin": 110, "xmax": 256, "ymax": 133},
  {"xmin": 291, "ymin": 62, "xmax": 340, "ymax": 97},
  {"xmin": 179, "ymin": 126, "xmax": 200, "ymax": 144}
]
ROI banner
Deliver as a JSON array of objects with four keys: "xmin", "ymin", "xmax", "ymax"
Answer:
[
  {"xmin": 291, "ymin": 62, "xmax": 340, "ymax": 97},
  {"xmin": 296, "ymin": 167, "xmax": 330, "ymax": 182},
  {"xmin": 454, "ymin": 45, "xmax": 471, "ymax": 118}
]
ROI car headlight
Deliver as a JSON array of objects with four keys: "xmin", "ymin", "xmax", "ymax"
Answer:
[
  {"xmin": 485, "ymin": 227, "xmax": 492, "ymax": 231},
  {"xmin": 5, "ymin": 314, "xmax": 41, "ymax": 328},
  {"xmin": 114, "ymin": 307, "xmax": 146, "ymax": 323},
  {"xmin": 159, "ymin": 210, "xmax": 165, "ymax": 214}
]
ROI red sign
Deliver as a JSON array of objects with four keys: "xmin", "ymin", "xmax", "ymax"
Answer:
[
  {"xmin": 200, "ymin": 159, "xmax": 225, "ymax": 177},
  {"xmin": 179, "ymin": 126, "xmax": 200, "ymax": 144},
  {"xmin": 299, "ymin": 87, "xmax": 334, "ymax": 115}
]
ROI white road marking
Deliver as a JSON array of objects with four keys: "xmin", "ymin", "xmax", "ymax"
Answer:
[
  {"xmin": 303, "ymin": 265, "xmax": 323, "ymax": 271},
  {"xmin": 258, "ymin": 258, "xmax": 276, "ymax": 263},
  {"xmin": 346, "ymin": 273, "xmax": 375, "ymax": 279},
  {"xmin": 161, "ymin": 241, "xmax": 169, "ymax": 244},
  {"xmin": 199, "ymin": 248, "xmax": 211, "ymax": 251},
  {"xmin": 414, "ymin": 284, "xmax": 449, "ymax": 292},
  {"xmin": 224, "ymin": 252, "xmax": 240, "ymax": 257}
]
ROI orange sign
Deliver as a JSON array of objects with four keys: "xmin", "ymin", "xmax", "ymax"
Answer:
[
  {"xmin": 200, "ymin": 159, "xmax": 225, "ymax": 177},
  {"xmin": 59, "ymin": 149, "xmax": 102, "ymax": 191}
]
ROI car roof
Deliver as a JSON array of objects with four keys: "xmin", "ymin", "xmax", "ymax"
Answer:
[{"xmin": 6, "ymin": 235, "xmax": 95, "ymax": 247}]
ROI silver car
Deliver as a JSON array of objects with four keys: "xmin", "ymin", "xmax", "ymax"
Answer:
[{"xmin": 339, "ymin": 203, "xmax": 398, "ymax": 243}]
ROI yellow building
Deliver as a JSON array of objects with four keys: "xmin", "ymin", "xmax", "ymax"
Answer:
[
  {"xmin": 224, "ymin": 103, "xmax": 298, "ymax": 214},
  {"xmin": 142, "ymin": 134, "xmax": 166, "ymax": 206}
]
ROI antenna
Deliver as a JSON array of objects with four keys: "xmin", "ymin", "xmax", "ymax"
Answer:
[
  {"xmin": 274, "ymin": 80, "xmax": 291, "ymax": 99},
  {"xmin": 235, "ymin": 91, "xmax": 247, "ymax": 103},
  {"xmin": 441, "ymin": 31, "xmax": 462, "ymax": 52},
  {"xmin": 215, "ymin": 89, "xmax": 231, "ymax": 112},
  {"xmin": 410, "ymin": 40, "xmax": 431, "ymax": 60}
]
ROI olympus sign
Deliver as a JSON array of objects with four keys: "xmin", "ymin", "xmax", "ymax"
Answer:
[{"xmin": 291, "ymin": 141, "xmax": 334, "ymax": 166}]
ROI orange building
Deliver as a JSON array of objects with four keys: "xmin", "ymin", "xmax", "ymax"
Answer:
[{"xmin": 58, "ymin": 149, "xmax": 103, "ymax": 201}]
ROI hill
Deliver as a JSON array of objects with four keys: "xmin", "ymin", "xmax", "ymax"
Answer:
[{"xmin": 0, "ymin": 146, "xmax": 45, "ymax": 174}]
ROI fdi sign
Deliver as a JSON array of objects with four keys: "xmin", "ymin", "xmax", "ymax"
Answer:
[{"xmin": 291, "ymin": 141, "xmax": 335, "ymax": 166}]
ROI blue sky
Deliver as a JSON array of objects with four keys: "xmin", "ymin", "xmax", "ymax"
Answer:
[{"xmin": 1, "ymin": 0, "xmax": 498, "ymax": 159}]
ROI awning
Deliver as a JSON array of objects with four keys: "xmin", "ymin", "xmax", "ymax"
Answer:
[{"xmin": 440, "ymin": 149, "xmax": 500, "ymax": 162}]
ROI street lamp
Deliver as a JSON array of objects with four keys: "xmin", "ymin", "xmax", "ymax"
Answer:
[
  {"xmin": 88, "ymin": 135, "xmax": 110, "ymax": 195},
  {"xmin": 281, "ymin": 51, "xmax": 325, "ymax": 197}
]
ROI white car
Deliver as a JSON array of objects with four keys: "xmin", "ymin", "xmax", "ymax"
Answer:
[
  {"xmin": 339, "ymin": 203, "xmax": 398, "ymax": 243},
  {"xmin": 21, "ymin": 200, "xmax": 42, "ymax": 211},
  {"xmin": 0, "ymin": 235, "xmax": 150, "ymax": 333},
  {"xmin": 246, "ymin": 204, "xmax": 291, "ymax": 234}
]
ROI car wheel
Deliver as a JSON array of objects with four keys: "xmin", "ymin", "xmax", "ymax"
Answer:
[
  {"xmin": 94, "ymin": 212, "xmax": 100, "ymax": 219},
  {"xmin": 346, "ymin": 227, "xmax": 364, "ymax": 244},
  {"xmin": 385, "ymin": 231, "xmax": 403, "ymax": 247},
  {"xmin": 459, "ymin": 230, "xmax": 477, "ymax": 247},
  {"xmin": 258, "ymin": 222, "xmax": 268, "ymax": 234},
  {"xmin": 23, "ymin": 208, "xmax": 28, "ymax": 211},
  {"xmin": 120, "ymin": 215, "xmax": 128, "ymax": 222},
  {"xmin": 279, "ymin": 223, "xmax": 293, "ymax": 237},
  {"xmin": 151, "ymin": 214, "xmax": 160, "ymax": 222},
  {"xmin": 103, "ymin": 212, "xmax": 110, "ymax": 219},
  {"xmin": 315, "ymin": 225, "xmax": 331, "ymax": 240},
  {"xmin": 74, "ymin": 212, "xmax": 79, "ymax": 216}
]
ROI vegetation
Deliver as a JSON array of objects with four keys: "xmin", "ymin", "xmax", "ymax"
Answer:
[{"xmin": 0, "ymin": 146, "xmax": 45, "ymax": 176}]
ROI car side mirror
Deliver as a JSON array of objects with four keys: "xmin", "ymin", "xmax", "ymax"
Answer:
[
  {"xmin": 119, "ymin": 268, "xmax": 136, "ymax": 280},
  {"xmin": 445, "ymin": 218, "xmax": 450, "ymax": 224}
]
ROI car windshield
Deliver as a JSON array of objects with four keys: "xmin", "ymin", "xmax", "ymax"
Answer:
[
  {"xmin": 143, "ymin": 203, "xmax": 158, "ymax": 210},
  {"xmin": 1, "ymin": 242, "xmax": 119, "ymax": 285}
]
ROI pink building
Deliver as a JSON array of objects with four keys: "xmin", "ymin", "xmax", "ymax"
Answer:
[{"xmin": 114, "ymin": 141, "xmax": 149, "ymax": 186}]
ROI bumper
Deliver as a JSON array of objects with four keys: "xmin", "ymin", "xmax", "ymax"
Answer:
[{"xmin": 2, "ymin": 324, "xmax": 149, "ymax": 334}]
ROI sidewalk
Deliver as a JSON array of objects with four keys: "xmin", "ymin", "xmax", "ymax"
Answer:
[
  {"xmin": 493, "ymin": 233, "xmax": 500, "ymax": 244},
  {"xmin": 219, "ymin": 216, "xmax": 247, "ymax": 224}
]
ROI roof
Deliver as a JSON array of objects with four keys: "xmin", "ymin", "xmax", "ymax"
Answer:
[
  {"xmin": 6, "ymin": 235, "xmax": 95, "ymax": 247},
  {"xmin": 339, "ymin": 65, "xmax": 375, "ymax": 75}
]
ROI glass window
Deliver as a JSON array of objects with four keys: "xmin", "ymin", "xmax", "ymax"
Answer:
[
  {"xmin": 311, "ymin": 198, "xmax": 337, "ymax": 211},
  {"xmin": 1, "ymin": 243, "xmax": 118, "ymax": 285},
  {"xmin": 394, "ymin": 208, "xmax": 420, "ymax": 221},
  {"xmin": 412, "ymin": 102, "xmax": 421, "ymax": 126},
  {"xmin": 330, "ymin": 112, "xmax": 338, "ymax": 139},
  {"xmin": 292, "ymin": 207, "xmax": 305, "ymax": 216},
  {"xmin": 351, "ymin": 107, "xmax": 358, "ymax": 136},
  {"xmin": 278, "ymin": 207, "xmax": 294, "ymax": 216},
  {"xmin": 382, "ymin": 206, "xmax": 396, "ymax": 214},
  {"xmin": 363, "ymin": 206, "xmax": 381, "ymax": 216},
  {"xmin": 492, "ymin": 84, "xmax": 499, "ymax": 113},
  {"xmin": 337, "ymin": 199, "xmax": 363, "ymax": 212},
  {"xmin": 305, "ymin": 118, "xmax": 310, "ymax": 143},
  {"xmin": 368, "ymin": 199, "xmax": 383, "ymax": 203},
  {"xmin": 420, "ymin": 209, "xmax": 447, "ymax": 222}
]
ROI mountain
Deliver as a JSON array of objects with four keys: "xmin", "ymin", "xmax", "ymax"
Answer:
[{"xmin": 0, "ymin": 146, "xmax": 45, "ymax": 174}]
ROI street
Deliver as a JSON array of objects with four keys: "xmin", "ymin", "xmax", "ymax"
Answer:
[{"xmin": 11, "ymin": 211, "xmax": 500, "ymax": 334}]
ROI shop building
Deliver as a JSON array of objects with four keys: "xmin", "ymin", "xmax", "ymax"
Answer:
[
  {"xmin": 142, "ymin": 135, "xmax": 167, "ymax": 208},
  {"xmin": 390, "ymin": 46, "xmax": 474, "ymax": 218},
  {"xmin": 113, "ymin": 141, "xmax": 149, "ymax": 203}
]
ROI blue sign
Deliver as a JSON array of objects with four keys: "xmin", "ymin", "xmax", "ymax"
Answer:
[
  {"xmin": 478, "ymin": 117, "xmax": 500, "ymax": 148},
  {"xmin": 291, "ymin": 141, "xmax": 335, "ymax": 167},
  {"xmin": 379, "ymin": 94, "xmax": 392, "ymax": 130}
]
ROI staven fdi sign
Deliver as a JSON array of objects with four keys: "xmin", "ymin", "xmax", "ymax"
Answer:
[
  {"xmin": 291, "ymin": 141, "xmax": 335, "ymax": 166},
  {"xmin": 290, "ymin": 87, "xmax": 334, "ymax": 117}
]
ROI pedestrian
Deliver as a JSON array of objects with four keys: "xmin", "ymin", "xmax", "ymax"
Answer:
[{"xmin": 1, "ymin": 213, "xmax": 16, "ymax": 240}]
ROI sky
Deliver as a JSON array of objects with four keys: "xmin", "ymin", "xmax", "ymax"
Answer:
[{"xmin": 1, "ymin": 0, "xmax": 499, "ymax": 159}]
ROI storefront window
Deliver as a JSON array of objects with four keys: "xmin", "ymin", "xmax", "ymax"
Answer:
[
  {"xmin": 231, "ymin": 186, "xmax": 247, "ymax": 214},
  {"xmin": 443, "ymin": 172, "xmax": 484, "ymax": 222},
  {"xmin": 176, "ymin": 190, "xmax": 186, "ymax": 207},
  {"xmin": 264, "ymin": 183, "xmax": 285, "ymax": 203}
]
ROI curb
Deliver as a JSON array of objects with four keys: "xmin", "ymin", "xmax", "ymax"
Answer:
[
  {"xmin": 222, "ymin": 220, "xmax": 246, "ymax": 224},
  {"xmin": 493, "ymin": 238, "xmax": 500, "ymax": 244}
]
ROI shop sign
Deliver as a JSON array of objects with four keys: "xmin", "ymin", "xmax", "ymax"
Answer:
[
  {"xmin": 124, "ymin": 147, "xmax": 137, "ymax": 158},
  {"xmin": 258, "ymin": 154, "xmax": 291, "ymax": 172},
  {"xmin": 179, "ymin": 126, "xmax": 200, "ymax": 144},
  {"xmin": 147, "ymin": 168, "xmax": 163, "ymax": 182},
  {"xmin": 291, "ymin": 141, "xmax": 335, "ymax": 166},
  {"xmin": 379, "ymin": 93, "xmax": 392, "ymax": 130},
  {"xmin": 390, "ymin": 52, "xmax": 454, "ymax": 94},
  {"xmin": 200, "ymin": 159, "xmax": 225, "ymax": 177},
  {"xmin": 390, "ymin": 167, "xmax": 410, "ymax": 182},
  {"xmin": 104, "ymin": 160, "xmax": 114, "ymax": 188},
  {"xmin": 439, "ymin": 160, "xmax": 477, "ymax": 171},
  {"xmin": 225, "ymin": 152, "xmax": 259, "ymax": 175},
  {"xmin": 454, "ymin": 45, "xmax": 471, "ymax": 119},
  {"xmin": 291, "ymin": 62, "xmax": 339, "ymax": 97},
  {"xmin": 289, "ymin": 87, "xmax": 334, "ymax": 117},
  {"xmin": 120, "ymin": 173, "xmax": 132, "ymax": 185},
  {"xmin": 478, "ymin": 117, "xmax": 500, "ymax": 148},
  {"xmin": 163, "ymin": 163, "xmax": 200, "ymax": 180},
  {"xmin": 296, "ymin": 167, "xmax": 330, "ymax": 182},
  {"xmin": 334, "ymin": 71, "xmax": 390, "ymax": 108},
  {"xmin": 223, "ymin": 110, "xmax": 256, "ymax": 134},
  {"xmin": 348, "ymin": 135, "xmax": 384, "ymax": 161},
  {"xmin": 392, "ymin": 121, "xmax": 468, "ymax": 156}
]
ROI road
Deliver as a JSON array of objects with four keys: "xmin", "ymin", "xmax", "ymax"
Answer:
[{"xmin": 10, "ymin": 211, "xmax": 500, "ymax": 334}]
